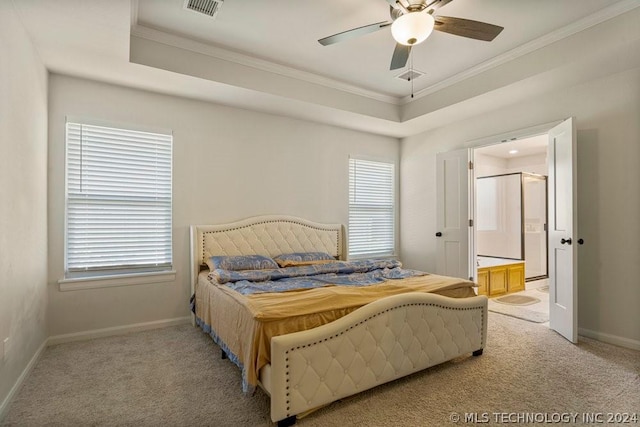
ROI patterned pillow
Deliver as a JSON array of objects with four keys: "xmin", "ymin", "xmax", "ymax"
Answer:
[
  {"xmin": 273, "ymin": 252, "xmax": 336, "ymax": 268},
  {"xmin": 206, "ymin": 255, "xmax": 278, "ymax": 272}
]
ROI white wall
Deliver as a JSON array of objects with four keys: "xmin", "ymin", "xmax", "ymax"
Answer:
[
  {"xmin": 474, "ymin": 152, "xmax": 508, "ymax": 178},
  {"xmin": 47, "ymin": 74, "xmax": 399, "ymax": 337},
  {"xmin": 507, "ymin": 153, "xmax": 547, "ymax": 176},
  {"xmin": 0, "ymin": 2, "xmax": 48, "ymax": 414},
  {"xmin": 475, "ymin": 152, "xmax": 547, "ymax": 178},
  {"xmin": 400, "ymin": 66, "xmax": 640, "ymax": 345}
]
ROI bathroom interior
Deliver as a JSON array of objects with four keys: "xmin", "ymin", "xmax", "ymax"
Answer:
[{"xmin": 474, "ymin": 135, "xmax": 550, "ymax": 308}]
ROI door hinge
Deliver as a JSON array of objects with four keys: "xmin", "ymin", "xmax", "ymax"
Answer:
[
  {"xmin": 468, "ymin": 161, "xmax": 474, "ymax": 170},
  {"xmin": 469, "ymin": 219, "xmax": 473, "ymax": 227}
]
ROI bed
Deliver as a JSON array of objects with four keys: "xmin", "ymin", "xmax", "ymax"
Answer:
[{"xmin": 190, "ymin": 215, "xmax": 487, "ymax": 426}]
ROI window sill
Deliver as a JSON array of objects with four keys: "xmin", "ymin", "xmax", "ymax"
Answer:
[{"xmin": 58, "ymin": 270, "xmax": 176, "ymax": 292}]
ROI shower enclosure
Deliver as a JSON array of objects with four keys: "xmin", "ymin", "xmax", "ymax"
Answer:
[{"xmin": 476, "ymin": 172, "xmax": 547, "ymax": 280}]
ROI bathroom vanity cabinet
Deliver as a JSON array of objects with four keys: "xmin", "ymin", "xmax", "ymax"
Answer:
[{"xmin": 476, "ymin": 258, "xmax": 525, "ymax": 297}]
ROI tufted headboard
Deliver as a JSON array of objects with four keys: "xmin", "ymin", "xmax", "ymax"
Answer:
[{"xmin": 190, "ymin": 215, "xmax": 345, "ymax": 297}]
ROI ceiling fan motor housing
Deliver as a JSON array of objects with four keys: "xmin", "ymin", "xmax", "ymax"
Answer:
[{"xmin": 391, "ymin": 11, "xmax": 435, "ymax": 46}]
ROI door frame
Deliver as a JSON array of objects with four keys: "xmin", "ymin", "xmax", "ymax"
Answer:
[
  {"xmin": 439, "ymin": 119, "xmax": 578, "ymax": 343},
  {"xmin": 521, "ymin": 172, "xmax": 549, "ymax": 281},
  {"xmin": 466, "ymin": 121, "xmax": 562, "ymax": 284}
]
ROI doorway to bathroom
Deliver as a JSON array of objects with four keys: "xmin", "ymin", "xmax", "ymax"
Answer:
[
  {"xmin": 473, "ymin": 134, "xmax": 550, "ymax": 322},
  {"xmin": 436, "ymin": 118, "xmax": 578, "ymax": 342}
]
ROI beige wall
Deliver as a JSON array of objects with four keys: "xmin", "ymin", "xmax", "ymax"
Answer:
[
  {"xmin": 400, "ymin": 67, "xmax": 640, "ymax": 345},
  {"xmin": 47, "ymin": 74, "xmax": 399, "ymax": 337},
  {"xmin": 0, "ymin": 2, "xmax": 49, "ymax": 413}
]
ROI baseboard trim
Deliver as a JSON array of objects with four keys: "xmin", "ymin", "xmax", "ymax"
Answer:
[
  {"xmin": 578, "ymin": 327, "xmax": 640, "ymax": 351},
  {"xmin": 48, "ymin": 316, "xmax": 191, "ymax": 346},
  {"xmin": 0, "ymin": 339, "xmax": 47, "ymax": 422}
]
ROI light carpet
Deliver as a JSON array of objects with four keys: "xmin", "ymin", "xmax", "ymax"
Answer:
[{"xmin": 2, "ymin": 313, "xmax": 639, "ymax": 426}]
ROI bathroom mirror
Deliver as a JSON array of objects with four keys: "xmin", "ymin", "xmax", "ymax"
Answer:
[
  {"xmin": 476, "ymin": 172, "xmax": 548, "ymax": 280},
  {"xmin": 476, "ymin": 173, "xmax": 523, "ymax": 260}
]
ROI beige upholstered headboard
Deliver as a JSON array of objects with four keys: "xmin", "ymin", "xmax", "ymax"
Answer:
[{"xmin": 190, "ymin": 215, "xmax": 345, "ymax": 297}]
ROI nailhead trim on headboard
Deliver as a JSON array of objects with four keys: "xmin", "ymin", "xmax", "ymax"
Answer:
[{"xmin": 198, "ymin": 217, "xmax": 343, "ymax": 265}]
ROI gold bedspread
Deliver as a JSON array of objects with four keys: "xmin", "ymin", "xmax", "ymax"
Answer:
[{"xmin": 195, "ymin": 271, "xmax": 476, "ymax": 390}]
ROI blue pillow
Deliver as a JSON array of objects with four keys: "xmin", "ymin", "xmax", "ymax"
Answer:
[
  {"xmin": 273, "ymin": 252, "xmax": 335, "ymax": 267},
  {"xmin": 206, "ymin": 255, "xmax": 278, "ymax": 271}
]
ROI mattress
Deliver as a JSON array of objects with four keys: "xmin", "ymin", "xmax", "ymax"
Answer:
[{"xmin": 194, "ymin": 270, "xmax": 476, "ymax": 392}]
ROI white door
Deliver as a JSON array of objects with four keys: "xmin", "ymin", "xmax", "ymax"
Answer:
[
  {"xmin": 436, "ymin": 149, "xmax": 471, "ymax": 279},
  {"xmin": 548, "ymin": 118, "xmax": 578, "ymax": 343}
]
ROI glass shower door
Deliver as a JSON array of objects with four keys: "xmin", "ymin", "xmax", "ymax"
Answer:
[{"xmin": 523, "ymin": 174, "xmax": 547, "ymax": 279}]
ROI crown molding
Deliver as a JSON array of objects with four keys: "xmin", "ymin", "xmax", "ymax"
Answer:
[
  {"xmin": 130, "ymin": 1, "xmax": 638, "ymax": 110},
  {"xmin": 130, "ymin": 24, "xmax": 401, "ymax": 106},
  {"xmin": 400, "ymin": 0, "xmax": 640, "ymax": 104}
]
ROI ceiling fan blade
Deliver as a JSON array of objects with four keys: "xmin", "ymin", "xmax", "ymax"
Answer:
[
  {"xmin": 390, "ymin": 43, "xmax": 411, "ymax": 70},
  {"xmin": 434, "ymin": 16, "xmax": 503, "ymax": 41},
  {"xmin": 318, "ymin": 21, "xmax": 391, "ymax": 46}
]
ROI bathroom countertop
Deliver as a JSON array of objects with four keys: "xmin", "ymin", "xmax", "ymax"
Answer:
[{"xmin": 477, "ymin": 256, "xmax": 524, "ymax": 268}]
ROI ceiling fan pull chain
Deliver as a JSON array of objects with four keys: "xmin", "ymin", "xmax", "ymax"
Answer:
[{"xmin": 410, "ymin": 49, "xmax": 414, "ymax": 98}]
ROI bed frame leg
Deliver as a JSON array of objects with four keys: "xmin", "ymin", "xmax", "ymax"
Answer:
[
  {"xmin": 221, "ymin": 349, "xmax": 227, "ymax": 360},
  {"xmin": 277, "ymin": 415, "xmax": 296, "ymax": 426},
  {"xmin": 473, "ymin": 349, "xmax": 484, "ymax": 356}
]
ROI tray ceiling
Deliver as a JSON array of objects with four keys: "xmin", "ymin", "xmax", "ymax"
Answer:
[
  {"xmin": 136, "ymin": 0, "xmax": 620, "ymax": 98},
  {"xmin": 10, "ymin": 0, "xmax": 640, "ymax": 137}
]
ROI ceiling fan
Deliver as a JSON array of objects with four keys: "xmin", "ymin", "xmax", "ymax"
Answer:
[{"xmin": 318, "ymin": 0, "xmax": 504, "ymax": 70}]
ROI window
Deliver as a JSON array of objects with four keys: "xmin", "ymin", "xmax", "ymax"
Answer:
[
  {"xmin": 348, "ymin": 158, "xmax": 395, "ymax": 258},
  {"xmin": 65, "ymin": 122, "xmax": 172, "ymax": 278}
]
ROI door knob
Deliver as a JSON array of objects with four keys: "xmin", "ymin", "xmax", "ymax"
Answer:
[
  {"xmin": 578, "ymin": 238, "xmax": 584, "ymax": 245},
  {"xmin": 561, "ymin": 238, "xmax": 572, "ymax": 245},
  {"xmin": 435, "ymin": 232, "xmax": 442, "ymax": 237}
]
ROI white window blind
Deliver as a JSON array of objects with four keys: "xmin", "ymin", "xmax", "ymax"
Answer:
[
  {"xmin": 348, "ymin": 158, "xmax": 395, "ymax": 258},
  {"xmin": 65, "ymin": 122, "xmax": 173, "ymax": 275}
]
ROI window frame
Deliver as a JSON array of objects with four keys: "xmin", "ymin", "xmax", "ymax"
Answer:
[
  {"xmin": 60, "ymin": 118, "xmax": 175, "ymax": 290},
  {"xmin": 347, "ymin": 156, "xmax": 398, "ymax": 260}
]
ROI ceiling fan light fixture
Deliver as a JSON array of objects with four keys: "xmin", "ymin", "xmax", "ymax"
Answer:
[{"xmin": 391, "ymin": 12, "xmax": 435, "ymax": 46}]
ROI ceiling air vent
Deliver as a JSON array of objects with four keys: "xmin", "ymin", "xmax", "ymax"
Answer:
[
  {"xmin": 184, "ymin": 0, "xmax": 224, "ymax": 19},
  {"xmin": 396, "ymin": 69, "xmax": 425, "ymax": 82}
]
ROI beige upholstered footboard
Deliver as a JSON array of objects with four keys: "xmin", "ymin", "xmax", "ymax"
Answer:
[{"xmin": 268, "ymin": 292, "xmax": 488, "ymax": 424}]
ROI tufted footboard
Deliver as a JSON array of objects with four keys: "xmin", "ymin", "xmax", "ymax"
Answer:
[{"xmin": 269, "ymin": 292, "xmax": 488, "ymax": 425}]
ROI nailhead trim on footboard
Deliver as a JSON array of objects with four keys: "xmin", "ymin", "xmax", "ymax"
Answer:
[{"xmin": 281, "ymin": 302, "xmax": 485, "ymax": 418}]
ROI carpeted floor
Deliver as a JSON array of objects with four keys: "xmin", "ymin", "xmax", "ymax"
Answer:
[{"xmin": 2, "ymin": 313, "xmax": 639, "ymax": 426}]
